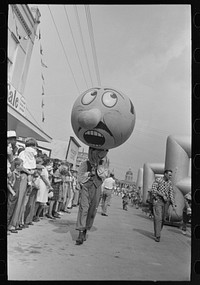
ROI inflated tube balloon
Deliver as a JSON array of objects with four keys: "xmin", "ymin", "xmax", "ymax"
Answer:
[{"xmin": 71, "ymin": 87, "xmax": 136, "ymax": 150}]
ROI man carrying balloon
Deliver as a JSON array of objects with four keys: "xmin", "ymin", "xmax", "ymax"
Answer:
[{"xmin": 71, "ymin": 87, "xmax": 135, "ymax": 245}]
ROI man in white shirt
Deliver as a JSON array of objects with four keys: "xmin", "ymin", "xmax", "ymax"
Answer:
[{"xmin": 101, "ymin": 173, "xmax": 116, "ymax": 216}]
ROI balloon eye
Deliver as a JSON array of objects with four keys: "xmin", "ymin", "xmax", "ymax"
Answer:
[
  {"xmin": 82, "ymin": 90, "xmax": 97, "ymax": 105},
  {"xmin": 102, "ymin": 91, "xmax": 118, "ymax": 107}
]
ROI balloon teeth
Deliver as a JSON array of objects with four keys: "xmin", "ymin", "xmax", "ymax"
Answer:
[{"xmin": 85, "ymin": 130, "xmax": 103, "ymax": 137}]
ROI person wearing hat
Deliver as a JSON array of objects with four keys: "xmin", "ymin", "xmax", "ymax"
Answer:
[{"xmin": 16, "ymin": 137, "xmax": 38, "ymax": 229}]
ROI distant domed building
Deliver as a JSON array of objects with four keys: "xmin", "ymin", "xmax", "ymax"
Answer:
[
  {"xmin": 125, "ymin": 168, "xmax": 133, "ymax": 182},
  {"xmin": 115, "ymin": 168, "xmax": 136, "ymax": 191}
]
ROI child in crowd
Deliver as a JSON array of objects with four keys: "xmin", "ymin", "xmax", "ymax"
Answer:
[
  {"xmin": 46, "ymin": 160, "xmax": 62, "ymax": 219},
  {"xmin": 33, "ymin": 163, "xmax": 51, "ymax": 222},
  {"xmin": 53, "ymin": 163, "xmax": 69, "ymax": 217},
  {"xmin": 7, "ymin": 157, "xmax": 23, "ymax": 234}
]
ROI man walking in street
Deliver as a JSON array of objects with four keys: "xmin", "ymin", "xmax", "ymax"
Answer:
[
  {"xmin": 151, "ymin": 169, "xmax": 176, "ymax": 242},
  {"xmin": 101, "ymin": 173, "xmax": 116, "ymax": 216},
  {"xmin": 75, "ymin": 147, "xmax": 108, "ymax": 245}
]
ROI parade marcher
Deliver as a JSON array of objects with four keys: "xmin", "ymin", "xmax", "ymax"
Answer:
[
  {"xmin": 101, "ymin": 173, "xmax": 115, "ymax": 216},
  {"xmin": 75, "ymin": 147, "xmax": 108, "ymax": 245},
  {"xmin": 181, "ymin": 191, "xmax": 191, "ymax": 235},
  {"xmin": 151, "ymin": 169, "xmax": 176, "ymax": 242}
]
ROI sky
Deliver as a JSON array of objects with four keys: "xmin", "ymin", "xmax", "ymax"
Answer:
[{"xmin": 24, "ymin": 4, "xmax": 191, "ymax": 180}]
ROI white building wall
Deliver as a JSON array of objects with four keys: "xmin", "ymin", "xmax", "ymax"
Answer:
[{"xmin": 8, "ymin": 4, "xmax": 40, "ymax": 94}]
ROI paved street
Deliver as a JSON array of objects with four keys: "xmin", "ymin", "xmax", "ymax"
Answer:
[{"xmin": 7, "ymin": 195, "xmax": 191, "ymax": 281}]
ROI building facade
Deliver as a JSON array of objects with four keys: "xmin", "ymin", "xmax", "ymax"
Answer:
[
  {"xmin": 125, "ymin": 168, "xmax": 133, "ymax": 182},
  {"xmin": 7, "ymin": 4, "xmax": 51, "ymax": 142}
]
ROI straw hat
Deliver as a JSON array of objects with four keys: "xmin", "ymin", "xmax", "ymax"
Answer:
[{"xmin": 7, "ymin": 130, "xmax": 17, "ymax": 138}]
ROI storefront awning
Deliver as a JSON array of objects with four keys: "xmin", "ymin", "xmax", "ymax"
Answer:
[{"xmin": 8, "ymin": 105, "xmax": 52, "ymax": 143}]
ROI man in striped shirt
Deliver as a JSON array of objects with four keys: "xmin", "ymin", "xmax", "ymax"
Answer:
[{"xmin": 151, "ymin": 169, "xmax": 176, "ymax": 242}]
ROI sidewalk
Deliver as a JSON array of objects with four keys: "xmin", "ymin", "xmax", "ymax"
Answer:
[{"xmin": 7, "ymin": 195, "xmax": 191, "ymax": 280}]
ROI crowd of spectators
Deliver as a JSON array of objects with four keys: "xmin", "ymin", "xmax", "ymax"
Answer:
[{"xmin": 7, "ymin": 130, "xmax": 79, "ymax": 235}]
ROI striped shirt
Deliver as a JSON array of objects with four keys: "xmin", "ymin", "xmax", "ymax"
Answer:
[{"xmin": 151, "ymin": 177, "xmax": 175, "ymax": 207}]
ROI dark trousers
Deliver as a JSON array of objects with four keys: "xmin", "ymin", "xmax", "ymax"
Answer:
[
  {"xmin": 76, "ymin": 181, "xmax": 101, "ymax": 231},
  {"xmin": 24, "ymin": 187, "xmax": 38, "ymax": 224}
]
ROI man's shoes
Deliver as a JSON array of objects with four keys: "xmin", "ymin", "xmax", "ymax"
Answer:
[
  {"xmin": 182, "ymin": 230, "xmax": 186, "ymax": 235},
  {"xmin": 76, "ymin": 231, "xmax": 84, "ymax": 245},
  {"xmin": 27, "ymin": 222, "xmax": 34, "ymax": 225},
  {"xmin": 155, "ymin": 237, "xmax": 160, "ymax": 242},
  {"xmin": 101, "ymin": 213, "xmax": 108, "ymax": 216}
]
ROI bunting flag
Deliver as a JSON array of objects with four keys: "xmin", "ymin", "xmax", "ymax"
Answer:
[
  {"xmin": 38, "ymin": 27, "xmax": 47, "ymax": 123},
  {"xmin": 12, "ymin": 7, "xmax": 21, "ymax": 40},
  {"xmin": 41, "ymin": 59, "xmax": 48, "ymax": 68},
  {"xmin": 41, "ymin": 73, "xmax": 45, "ymax": 82},
  {"xmin": 42, "ymin": 111, "xmax": 45, "ymax": 122},
  {"xmin": 41, "ymin": 99, "xmax": 44, "ymax": 108},
  {"xmin": 40, "ymin": 43, "xmax": 43, "ymax": 55},
  {"xmin": 15, "ymin": 24, "xmax": 21, "ymax": 39},
  {"xmin": 39, "ymin": 29, "xmax": 41, "ymax": 40},
  {"xmin": 42, "ymin": 85, "xmax": 45, "ymax": 95}
]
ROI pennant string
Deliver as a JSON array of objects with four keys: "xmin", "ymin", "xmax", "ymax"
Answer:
[{"xmin": 38, "ymin": 27, "xmax": 47, "ymax": 123}]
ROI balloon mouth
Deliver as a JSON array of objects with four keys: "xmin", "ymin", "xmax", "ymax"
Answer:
[{"xmin": 83, "ymin": 130, "xmax": 105, "ymax": 147}]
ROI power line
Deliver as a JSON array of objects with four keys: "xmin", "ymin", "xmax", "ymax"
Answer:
[
  {"xmin": 63, "ymin": 5, "xmax": 89, "ymax": 89},
  {"xmin": 84, "ymin": 5, "xmax": 101, "ymax": 86},
  {"xmin": 74, "ymin": 5, "xmax": 94, "ymax": 87},
  {"xmin": 47, "ymin": 5, "xmax": 80, "ymax": 94}
]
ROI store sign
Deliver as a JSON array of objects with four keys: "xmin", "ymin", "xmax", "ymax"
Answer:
[
  {"xmin": 66, "ymin": 137, "xmax": 80, "ymax": 167},
  {"xmin": 7, "ymin": 82, "xmax": 26, "ymax": 116}
]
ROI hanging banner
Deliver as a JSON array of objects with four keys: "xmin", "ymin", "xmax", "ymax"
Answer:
[{"xmin": 7, "ymin": 82, "xmax": 26, "ymax": 116}]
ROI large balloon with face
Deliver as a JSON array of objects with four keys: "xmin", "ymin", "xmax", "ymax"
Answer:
[{"xmin": 71, "ymin": 87, "xmax": 136, "ymax": 150}]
